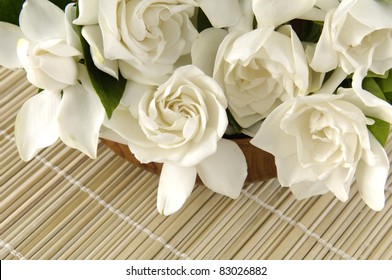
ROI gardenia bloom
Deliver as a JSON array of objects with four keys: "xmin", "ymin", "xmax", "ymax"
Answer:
[
  {"xmin": 251, "ymin": 74, "xmax": 392, "ymax": 211},
  {"xmin": 0, "ymin": 0, "xmax": 81, "ymax": 91},
  {"xmin": 311, "ymin": 0, "xmax": 392, "ymax": 75},
  {"xmin": 212, "ymin": 26, "xmax": 310, "ymax": 129},
  {"xmin": 104, "ymin": 65, "xmax": 247, "ymax": 215},
  {"xmin": 15, "ymin": 66, "xmax": 106, "ymax": 161},
  {"xmin": 75, "ymin": 0, "xmax": 199, "ymax": 84}
]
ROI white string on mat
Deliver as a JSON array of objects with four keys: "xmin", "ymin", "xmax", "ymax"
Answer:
[
  {"xmin": 0, "ymin": 239, "xmax": 26, "ymax": 260},
  {"xmin": 1, "ymin": 129, "xmax": 190, "ymax": 260},
  {"xmin": 241, "ymin": 189, "xmax": 355, "ymax": 260}
]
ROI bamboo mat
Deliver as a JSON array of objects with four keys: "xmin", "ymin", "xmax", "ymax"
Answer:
[{"xmin": 1, "ymin": 67, "xmax": 391, "ymax": 260}]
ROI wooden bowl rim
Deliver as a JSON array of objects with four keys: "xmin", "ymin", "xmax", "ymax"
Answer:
[{"xmin": 100, "ymin": 137, "xmax": 277, "ymax": 183}]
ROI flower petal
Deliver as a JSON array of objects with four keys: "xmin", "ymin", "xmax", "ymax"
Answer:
[
  {"xmin": 356, "ymin": 133, "xmax": 388, "ymax": 211},
  {"xmin": 191, "ymin": 28, "xmax": 228, "ymax": 76},
  {"xmin": 98, "ymin": 1, "xmax": 133, "ymax": 60},
  {"xmin": 157, "ymin": 163, "xmax": 197, "ymax": 215},
  {"xmin": 120, "ymin": 81, "xmax": 156, "ymax": 117},
  {"xmin": 0, "ymin": 22, "xmax": 23, "ymax": 68},
  {"xmin": 197, "ymin": 0, "xmax": 241, "ymax": 28},
  {"xmin": 226, "ymin": 28, "xmax": 274, "ymax": 62},
  {"xmin": 104, "ymin": 106, "xmax": 151, "ymax": 147},
  {"xmin": 15, "ymin": 90, "xmax": 61, "ymax": 161},
  {"xmin": 73, "ymin": 0, "xmax": 99, "ymax": 25},
  {"xmin": 309, "ymin": 11, "xmax": 339, "ymax": 73},
  {"xmin": 65, "ymin": 4, "xmax": 82, "ymax": 52},
  {"xmin": 20, "ymin": 0, "xmax": 66, "ymax": 42},
  {"xmin": 274, "ymin": 154, "xmax": 317, "ymax": 186},
  {"xmin": 82, "ymin": 25, "xmax": 119, "ymax": 78},
  {"xmin": 350, "ymin": 0, "xmax": 392, "ymax": 30},
  {"xmin": 341, "ymin": 67, "xmax": 392, "ymax": 124},
  {"xmin": 197, "ymin": 139, "xmax": 246, "ymax": 199},
  {"xmin": 58, "ymin": 83, "xmax": 105, "ymax": 159},
  {"xmin": 289, "ymin": 180, "xmax": 329, "ymax": 199},
  {"xmin": 253, "ymin": 0, "xmax": 315, "ymax": 28},
  {"xmin": 251, "ymin": 100, "xmax": 297, "ymax": 158}
]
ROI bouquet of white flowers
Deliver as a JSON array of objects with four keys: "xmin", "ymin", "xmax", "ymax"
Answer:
[{"xmin": 1, "ymin": 0, "xmax": 392, "ymax": 215}]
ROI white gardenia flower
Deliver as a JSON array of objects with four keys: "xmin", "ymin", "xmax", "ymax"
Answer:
[
  {"xmin": 76, "ymin": 0, "xmax": 199, "ymax": 85},
  {"xmin": 311, "ymin": 0, "xmax": 392, "ymax": 75},
  {"xmin": 251, "ymin": 86, "xmax": 392, "ymax": 211},
  {"xmin": 212, "ymin": 26, "xmax": 310, "ymax": 129},
  {"xmin": 104, "ymin": 65, "xmax": 247, "ymax": 215},
  {"xmin": 15, "ymin": 66, "xmax": 106, "ymax": 161},
  {"xmin": 0, "ymin": 0, "xmax": 81, "ymax": 91}
]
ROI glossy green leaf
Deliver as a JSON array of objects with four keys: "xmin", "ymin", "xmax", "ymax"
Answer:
[
  {"xmin": 368, "ymin": 117, "xmax": 391, "ymax": 147},
  {"xmin": 76, "ymin": 26, "xmax": 125, "ymax": 119},
  {"xmin": 362, "ymin": 77, "xmax": 386, "ymax": 101},
  {"xmin": 196, "ymin": 8, "xmax": 212, "ymax": 32},
  {"xmin": 366, "ymin": 70, "xmax": 389, "ymax": 79},
  {"xmin": 291, "ymin": 20, "xmax": 323, "ymax": 43},
  {"xmin": 0, "ymin": 0, "xmax": 24, "ymax": 25},
  {"xmin": 383, "ymin": 91, "xmax": 392, "ymax": 104},
  {"xmin": 377, "ymin": 71, "xmax": 392, "ymax": 93}
]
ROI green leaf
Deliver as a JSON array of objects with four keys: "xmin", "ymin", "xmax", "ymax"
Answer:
[
  {"xmin": 362, "ymin": 77, "xmax": 386, "ymax": 101},
  {"xmin": 291, "ymin": 20, "xmax": 323, "ymax": 43},
  {"xmin": 366, "ymin": 70, "xmax": 389, "ymax": 79},
  {"xmin": 383, "ymin": 91, "xmax": 392, "ymax": 104},
  {"xmin": 376, "ymin": 71, "xmax": 392, "ymax": 93},
  {"xmin": 76, "ymin": 17, "xmax": 125, "ymax": 118},
  {"xmin": 0, "ymin": 0, "xmax": 73, "ymax": 26},
  {"xmin": 49, "ymin": 0, "xmax": 74, "ymax": 10},
  {"xmin": 0, "ymin": 0, "xmax": 24, "ymax": 25},
  {"xmin": 196, "ymin": 8, "xmax": 212, "ymax": 33},
  {"xmin": 367, "ymin": 117, "xmax": 390, "ymax": 147}
]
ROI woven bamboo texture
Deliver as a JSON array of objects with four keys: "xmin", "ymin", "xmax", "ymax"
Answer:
[{"xmin": 1, "ymin": 67, "xmax": 391, "ymax": 260}]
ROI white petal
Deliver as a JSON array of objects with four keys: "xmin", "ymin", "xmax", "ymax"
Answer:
[
  {"xmin": 289, "ymin": 180, "xmax": 329, "ymax": 199},
  {"xmin": 0, "ymin": 22, "xmax": 23, "ymax": 68},
  {"xmin": 356, "ymin": 133, "xmax": 388, "ymax": 211},
  {"xmin": 120, "ymin": 81, "xmax": 156, "ymax": 116},
  {"xmin": 198, "ymin": 0, "xmax": 241, "ymax": 28},
  {"xmin": 350, "ymin": 0, "xmax": 392, "ymax": 30},
  {"xmin": 73, "ymin": 0, "xmax": 99, "ymax": 25},
  {"xmin": 39, "ymin": 54, "xmax": 78, "ymax": 86},
  {"xmin": 65, "ymin": 4, "xmax": 82, "ymax": 52},
  {"xmin": 20, "ymin": 0, "xmax": 66, "ymax": 42},
  {"xmin": 310, "ymin": 11, "xmax": 339, "ymax": 73},
  {"xmin": 197, "ymin": 139, "xmax": 246, "ymax": 199},
  {"xmin": 253, "ymin": 0, "xmax": 315, "ymax": 28},
  {"xmin": 251, "ymin": 100, "xmax": 297, "ymax": 158},
  {"xmin": 288, "ymin": 26, "xmax": 309, "ymax": 90},
  {"xmin": 191, "ymin": 28, "xmax": 228, "ymax": 76},
  {"xmin": 323, "ymin": 167, "xmax": 354, "ymax": 202},
  {"xmin": 103, "ymin": 106, "xmax": 150, "ymax": 147},
  {"xmin": 274, "ymin": 154, "xmax": 317, "ymax": 187},
  {"xmin": 99, "ymin": 1, "xmax": 133, "ymax": 61},
  {"xmin": 15, "ymin": 90, "xmax": 61, "ymax": 161},
  {"xmin": 99, "ymin": 126, "xmax": 129, "ymax": 145},
  {"xmin": 157, "ymin": 163, "xmax": 197, "ymax": 215},
  {"xmin": 58, "ymin": 84, "xmax": 105, "ymax": 158},
  {"xmin": 342, "ymin": 67, "xmax": 392, "ymax": 124},
  {"xmin": 82, "ymin": 25, "xmax": 119, "ymax": 78},
  {"xmin": 299, "ymin": 7, "xmax": 327, "ymax": 21},
  {"xmin": 226, "ymin": 28, "xmax": 274, "ymax": 63},
  {"xmin": 315, "ymin": 0, "xmax": 341, "ymax": 11}
]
